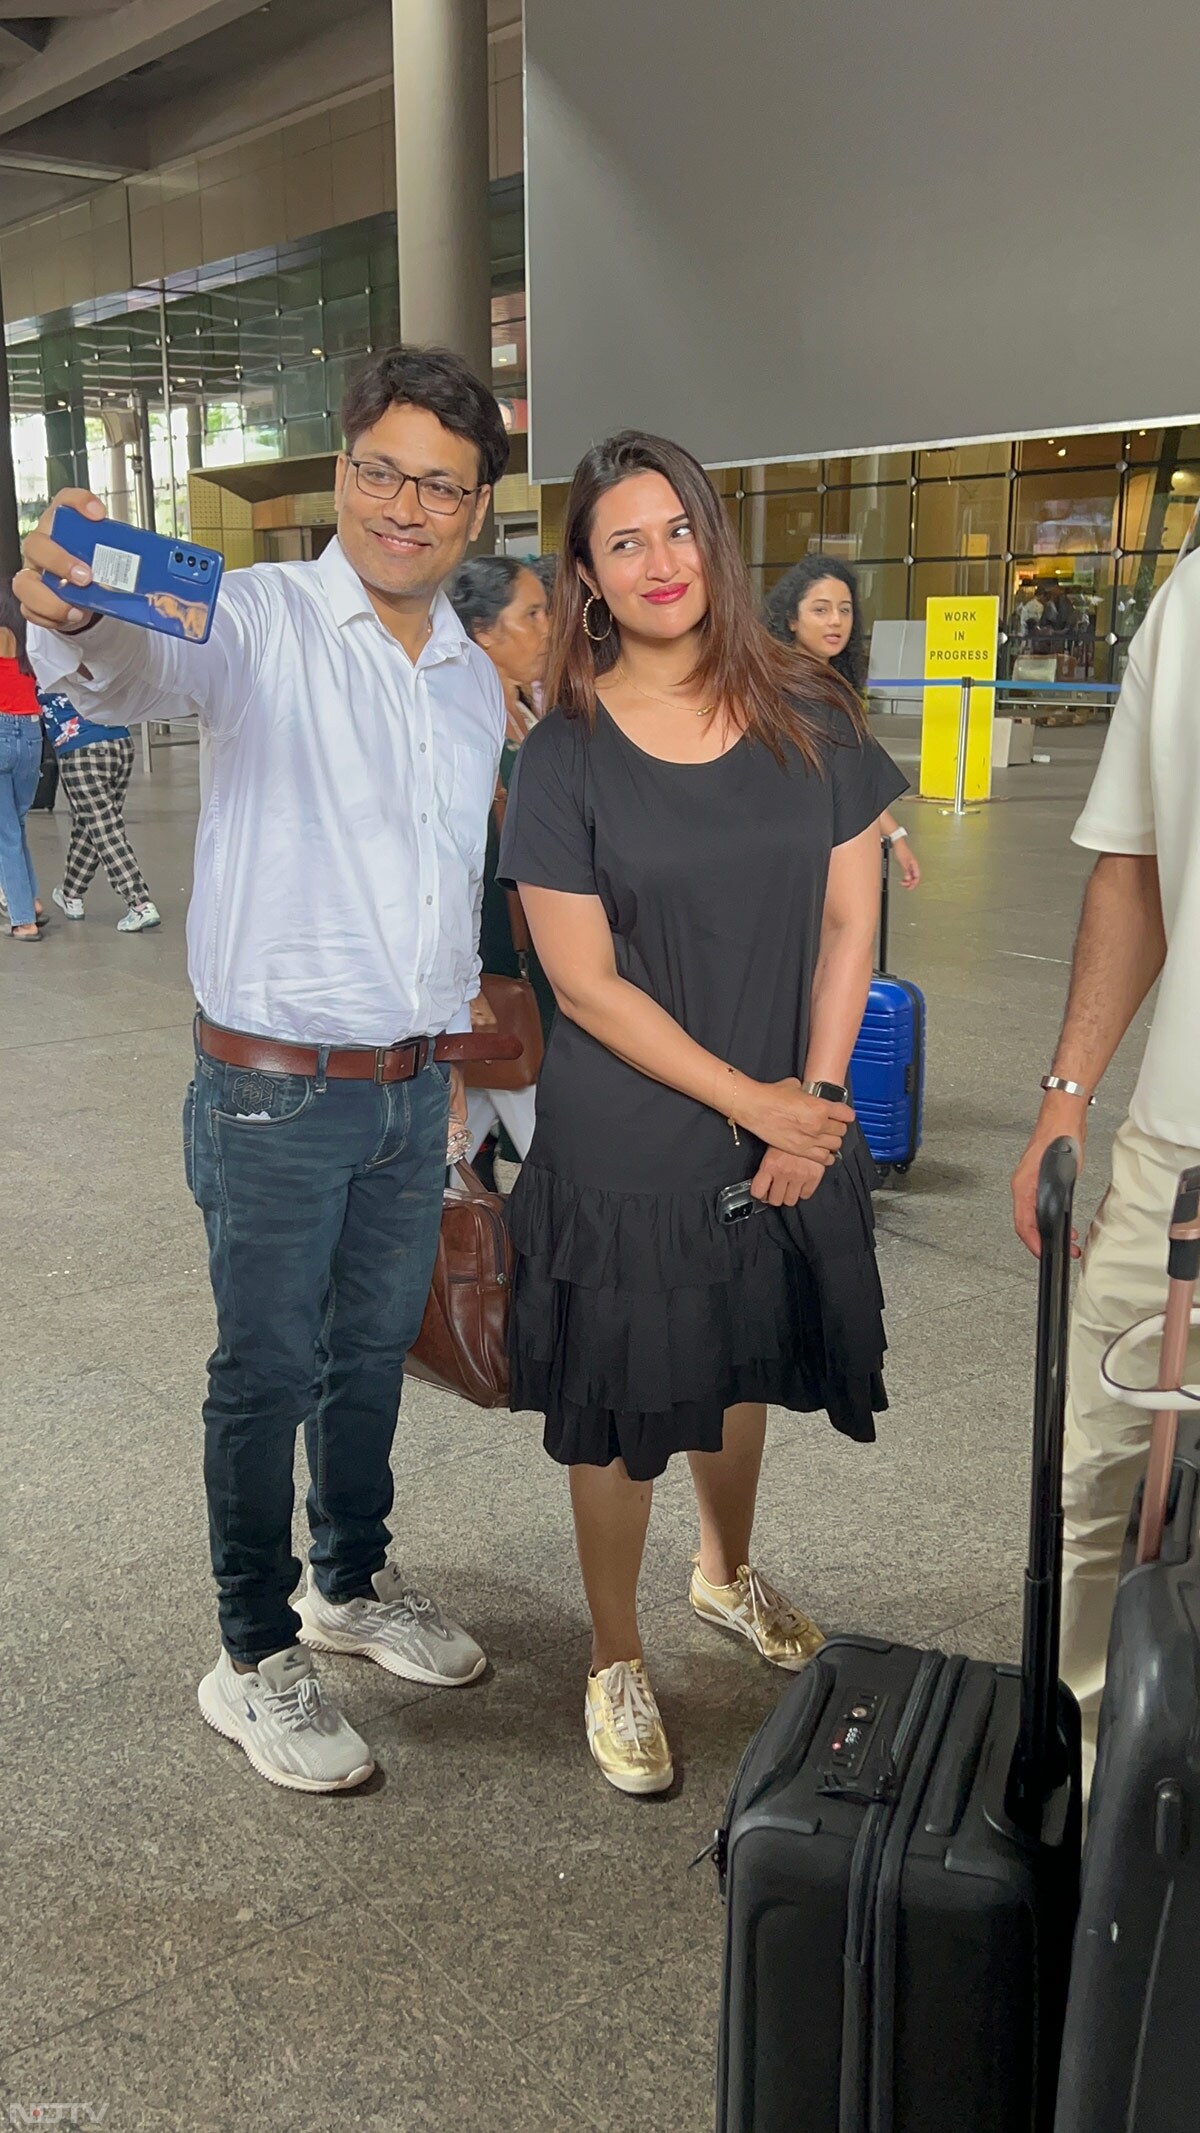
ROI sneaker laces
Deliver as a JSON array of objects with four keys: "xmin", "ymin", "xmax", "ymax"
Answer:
[
  {"xmin": 385, "ymin": 1587, "xmax": 449, "ymax": 1639},
  {"xmin": 740, "ymin": 1566, "xmax": 808, "ymax": 1642},
  {"xmin": 603, "ymin": 1664, "xmax": 660, "ymax": 1751},
  {"xmin": 261, "ymin": 1673, "xmax": 325, "ymax": 1732}
]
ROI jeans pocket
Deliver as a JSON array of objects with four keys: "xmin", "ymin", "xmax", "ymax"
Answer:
[{"xmin": 214, "ymin": 1066, "xmax": 314, "ymax": 1126}]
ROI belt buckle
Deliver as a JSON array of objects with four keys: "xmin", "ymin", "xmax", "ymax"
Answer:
[{"xmin": 373, "ymin": 1046, "xmax": 389, "ymax": 1085}]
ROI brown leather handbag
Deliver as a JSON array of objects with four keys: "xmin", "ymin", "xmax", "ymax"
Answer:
[
  {"xmin": 463, "ymin": 788, "xmax": 545, "ymax": 1095},
  {"xmin": 407, "ymin": 1163, "xmax": 513, "ymax": 1407}
]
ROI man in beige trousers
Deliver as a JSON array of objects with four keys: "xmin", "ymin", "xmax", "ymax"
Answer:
[{"xmin": 1012, "ymin": 548, "xmax": 1200, "ymax": 1792}]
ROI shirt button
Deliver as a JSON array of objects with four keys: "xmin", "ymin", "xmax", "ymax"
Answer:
[
  {"xmin": 421, "ymin": 812, "xmax": 428, "ymax": 823},
  {"xmin": 420, "ymin": 742, "xmax": 427, "ymax": 754},
  {"xmin": 425, "ymin": 895, "xmax": 433, "ymax": 905}
]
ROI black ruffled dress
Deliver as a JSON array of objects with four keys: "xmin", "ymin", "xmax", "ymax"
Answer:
[{"xmin": 497, "ymin": 699, "xmax": 907, "ymax": 1482}]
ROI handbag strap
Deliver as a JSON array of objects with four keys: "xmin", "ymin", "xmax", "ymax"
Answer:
[{"xmin": 492, "ymin": 782, "xmax": 533, "ymax": 965}]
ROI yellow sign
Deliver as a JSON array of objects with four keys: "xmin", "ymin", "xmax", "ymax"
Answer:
[{"xmin": 919, "ymin": 596, "xmax": 999, "ymax": 802}]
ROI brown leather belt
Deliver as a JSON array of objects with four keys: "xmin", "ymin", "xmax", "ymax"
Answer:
[{"xmin": 195, "ymin": 1014, "xmax": 521, "ymax": 1085}]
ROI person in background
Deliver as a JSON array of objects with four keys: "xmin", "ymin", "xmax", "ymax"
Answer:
[
  {"xmin": 529, "ymin": 555, "xmax": 559, "ymax": 712},
  {"xmin": 39, "ymin": 689, "xmax": 160, "ymax": 932},
  {"xmin": 446, "ymin": 554, "xmax": 552, "ymax": 1166},
  {"xmin": 0, "ymin": 582, "xmax": 49, "ymax": 941},
  {"xmin": 499, "ymin": 431, "xmax": 904, "ymax": 1796},
  {"xmin": 764, "ymin": 555, "xmax": 920, "ymax": 888},
  {"xmin": 1011, "ymin": 545, "xmax": 1200, "ymax": 1793}
]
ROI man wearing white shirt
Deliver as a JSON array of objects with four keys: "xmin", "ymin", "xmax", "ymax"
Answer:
[
  {"xmin": 1012, "ymin": 549, "xmax": 1200, "ymax": 1789},
  {"xmin": 19, "ymin": 346, "xmax": 511, "ymax": 1793}
]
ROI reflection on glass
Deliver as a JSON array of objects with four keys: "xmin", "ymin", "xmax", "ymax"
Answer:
[
  {"xmin": 822, "ymin": 483, "xmax": 912, "ymax": 559},
  {"xmin": 824, "ymin": 451, "xmax": 913, "ymax": 485},
  {"xmin": 760, "ymin": 459, "xmax": 822, "ymax": 490},
  {"xmin": 914, "ymin": 476, "xmax": 1007, "ymax": 557},
  {"xmin": 1012, "ymin": 470, "xmax": 1118, "ymax": 557},
  {"xmin": 911, "ymin": 558, "xmax": 1004, "ymax": 611},
  {"xmin": 1122, "ymin": 465, "xmax": 1200, "ymax": 553},
  {"xmin": 755, "ymin": 491, "xmax": 821, "ymax": 564},
  {"xmin": 1116, "ymin": 551, "xmax": 1175, "ymax": 640},
  {"xmin": 852, "ymin": 562, "xmax": 909, "ymax": 630}
]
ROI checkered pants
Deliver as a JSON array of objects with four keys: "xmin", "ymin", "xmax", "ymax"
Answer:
[{"xmin": 60, "ymin": 737, "xmax": 152, "ymax": 908}]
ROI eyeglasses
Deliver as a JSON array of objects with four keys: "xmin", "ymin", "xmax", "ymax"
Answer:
[{"xmin": 348, "ymin": 459, "xmax": 478, "ymax": 516}]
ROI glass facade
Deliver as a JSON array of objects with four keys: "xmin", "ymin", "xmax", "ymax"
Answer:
[
  {"xmin": 4, "ymin": 167, "xmax": 1191, "ymax": 679},
  {"xmin": 728, "ymin": 429, "xmax": 1200, "ymax": 681},
  {"xmin": 5, "ymin": 188, "xmax": 528, "ymax": 541}
]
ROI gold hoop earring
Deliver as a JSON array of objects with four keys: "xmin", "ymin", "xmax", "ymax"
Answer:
[{"xmin": 582, "ymin": 594, "xmax": 613, "ymax": 643}]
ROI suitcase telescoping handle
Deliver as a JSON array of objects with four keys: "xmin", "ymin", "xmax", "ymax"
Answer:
[
  {"xmin": 1135, "ymin": 1167, "xmax": 1200, "ymax": 1564},
  {"xmin": 1011, "ymin": 1136, "xmax": 1078, "ymax": 1828},
  {"xmin": 877, "ymin": 837, "xmax": 891, "ymax": 975}
]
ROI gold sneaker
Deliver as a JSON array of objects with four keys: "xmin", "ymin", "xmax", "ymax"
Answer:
[
  {"xmin": 584, "ymin": 1659, "xmax": 674, "ymax": 1795},
  {"xmin": 690, "ymin": 1561, "xmax": 824, "ymax": 1672}
]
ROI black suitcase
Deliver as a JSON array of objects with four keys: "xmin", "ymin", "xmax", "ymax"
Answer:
[
  {"xmin": 30, "ymin": 723, "xmax": 58, "ymax": 811},
  {"xmin": 712, "ymin": 1141, "xmax": 1084, "ymax": 2133},
  {"xmin": 1054, "ymin": 1165, "xmax": 1200, "ymax": 2133}
]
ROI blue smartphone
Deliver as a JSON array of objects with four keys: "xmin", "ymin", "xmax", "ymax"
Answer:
[{"xmin": 45, "ymin": 506, "xmax": 224, "ymax": 644}]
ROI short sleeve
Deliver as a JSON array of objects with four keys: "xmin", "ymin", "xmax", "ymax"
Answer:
[
  {"xmin": 1072, "ymin": 600, "xmax": 1158, "ymax": 857},
  {"xmin": 498, "ymin": 712, "xmax": 598, "ymax": 894},
  {"xmin": 828, "ymin": 727, "xmax": 908, "ymax": 846}
]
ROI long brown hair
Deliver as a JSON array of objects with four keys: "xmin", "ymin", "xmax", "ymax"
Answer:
[{"xmin": 544, "ymin": 431, "xmax": 865, "ymax": 766}]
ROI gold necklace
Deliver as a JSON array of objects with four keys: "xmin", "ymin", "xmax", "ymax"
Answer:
[{"xmin": 614, "ymin": 664, "xmax": 717, "ymax": 718}]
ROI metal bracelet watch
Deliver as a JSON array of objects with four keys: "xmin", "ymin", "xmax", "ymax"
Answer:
[
  {"xmin": 803, "ymin": 1078, "xmax": 851, "ymax": 1104},
  {"xmin": 1040, "ymin": 1074, "xmax": 1097, "ymax": 1106}
]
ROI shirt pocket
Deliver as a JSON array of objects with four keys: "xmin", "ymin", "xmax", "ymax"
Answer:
[{"xmin": 436, "ymin": 738, "xmax": 494, "ymax": 865}]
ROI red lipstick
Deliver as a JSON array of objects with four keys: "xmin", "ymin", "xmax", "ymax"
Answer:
[{"xmin": 643, "ymin": 584, "xmax": 688, "ymax": 605}]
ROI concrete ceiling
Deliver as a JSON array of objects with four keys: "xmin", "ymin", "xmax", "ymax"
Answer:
[{"xmin": 0, "ymin": 0, "xmax": 521, "ymax": 228}]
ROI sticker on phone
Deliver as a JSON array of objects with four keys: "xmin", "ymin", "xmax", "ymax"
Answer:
[{"xmin": 91, "ymin": 543, "xmax": 141, "ymax": 594}]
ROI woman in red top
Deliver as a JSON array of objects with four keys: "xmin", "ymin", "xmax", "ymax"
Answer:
[{"xmin": 0, "ymin": 583, "xmax": 46, "ymax": 940}]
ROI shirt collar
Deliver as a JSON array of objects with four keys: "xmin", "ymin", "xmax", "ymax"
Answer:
[{"xmin": 316, "ymin": 537, "xmax": 472, "ymax": 665}]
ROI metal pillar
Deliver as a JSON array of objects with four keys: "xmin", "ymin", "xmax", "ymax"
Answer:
[
  {"xmin": 391, "ymin": 0, "xmax": 492, "ymax": 384},
  {"xmin": 132, "ymin": 391, "xmax": 155, "ymax": 531},
  {"xmin": 0, "ymin": 261, "xmax": 19, "ymax": 581}
]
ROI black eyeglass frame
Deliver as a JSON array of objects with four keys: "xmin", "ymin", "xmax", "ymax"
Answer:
[{"xmin": 347, "ymin": 458, "xmax": 483, "ymax": 517}]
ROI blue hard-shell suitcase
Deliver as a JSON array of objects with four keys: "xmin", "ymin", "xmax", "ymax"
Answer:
[{"xmin": 850, "ymin": 842, "xmax": 925, "ymax": 1176}]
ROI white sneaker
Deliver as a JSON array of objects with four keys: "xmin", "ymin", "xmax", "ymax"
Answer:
[
  {"xmin": 53, "ymin": 886, "xmax": 85, "ymax": 920},
  {"xmin": 295, "ymin": 1562, "xmax": 487, "ymax": 1686},
  {"xmin": 197, "ymin": 1644, "xmax": 374, "ymax": 1792},
  {"xmin": 117, "ymin": 900, "xmax": 160, "ymax": 932}
]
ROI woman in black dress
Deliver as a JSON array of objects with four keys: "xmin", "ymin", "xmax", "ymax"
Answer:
[{"xmin": 499, "ymin": 433, "xmax": 905, "ymax": 1796}]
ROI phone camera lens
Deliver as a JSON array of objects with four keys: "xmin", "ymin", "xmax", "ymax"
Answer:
[
  {"xmin": 187, "ymin": 554, "xmax": 196, "ymax": 567},
  {"xmin": 173, "ymin": 549, "xmax": 182, "ymax": 562},
  {"xmin": 199, "ymin": 559, "xmax": 209, "ymax": 571}
]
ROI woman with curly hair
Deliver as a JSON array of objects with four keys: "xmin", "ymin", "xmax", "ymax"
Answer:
[{"xmin": 765, "ymin": 555, "xmax": 919, "ymax": 888}]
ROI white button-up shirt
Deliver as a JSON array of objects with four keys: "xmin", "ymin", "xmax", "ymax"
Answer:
[{"xmin": 29, "ymin": 538, "xmax": 505, "ymax": 1046}]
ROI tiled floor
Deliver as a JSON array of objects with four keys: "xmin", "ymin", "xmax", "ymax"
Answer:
[{"xmin": 0, "ymin": 718, "xmax": 1140, "ymax": 2131}]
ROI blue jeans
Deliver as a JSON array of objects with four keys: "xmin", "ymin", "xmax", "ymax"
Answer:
[
  {"xmin": 185, "ymin": 1041, "xmax": 450, "ymax": 1663},
  {"xmin": 0, "ymin": 714, "xmax": 42, "ymax": 928}
]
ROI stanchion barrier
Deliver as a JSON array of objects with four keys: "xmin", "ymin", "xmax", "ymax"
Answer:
[{"xmin": 869, "ymin": 675, "xmax": 1122, "ymax": 815}]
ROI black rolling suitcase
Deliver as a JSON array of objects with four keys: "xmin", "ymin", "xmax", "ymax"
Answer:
[
  {"xmin": 1054, "ymin": 1165, "xmax": 1200, "ymax": 2133},
  {"xmin": 712, "ymin": 1141, "xmax": 1084, "ymax": 2133}
]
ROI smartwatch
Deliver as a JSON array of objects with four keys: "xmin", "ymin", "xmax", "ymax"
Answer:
[{"xmin": 803, "ymin": 1078, "xmax": 851, "ymax": 1104}]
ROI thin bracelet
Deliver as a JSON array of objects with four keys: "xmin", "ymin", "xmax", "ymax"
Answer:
[{"xmin": 724, "ymin": 1064, "xmax": 741, "ymax": 1146}]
